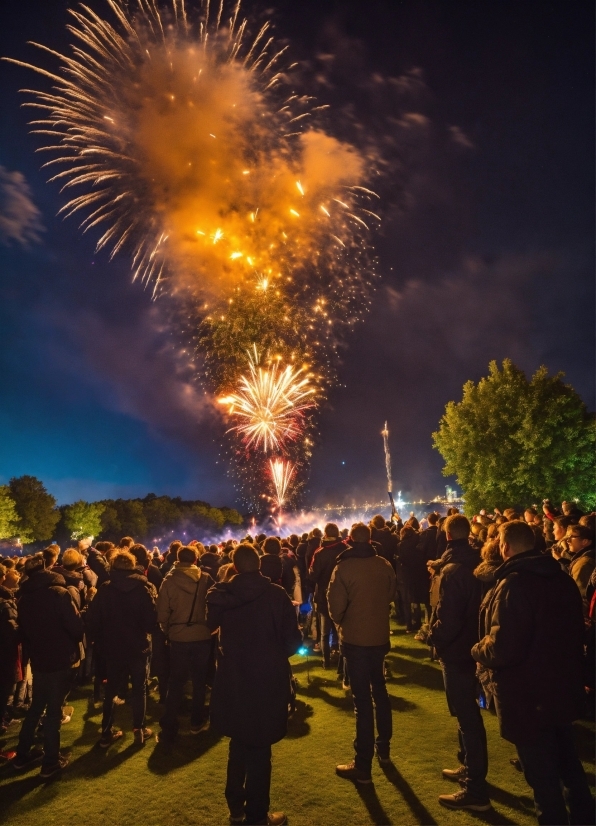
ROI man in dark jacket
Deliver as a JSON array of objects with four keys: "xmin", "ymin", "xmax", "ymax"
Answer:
[
  {"xmin": 0, "ymin": 564, "xmax": 19, "ymax": 733},
  {"xmin": 329, "ymin": 523, "xmax": 396, "ymax": 783},
  {"xmin": 369, "ymin": 514, "xmax": 398, "ymax": 564},
  {"xmin": 13, "ymin": 555, "xmax": 83, "ymax": 778},
  {"xmin": 472, "ymin": 520, "xmax": 594, "ymax": 826},
  {"xmin": 206, "ymin": 544, "xmax": 301, "ymax": 826},
  {"xmin": 428, "ymin": 514, "xmax": 489, "ymax": 812},
  {"xmin": 418, "ymin": 512, "xmax": 440, "ymax": 560},
  {"xmin": 309, "ymin": 523, "xmax": 346, "ymax": 668},
  {"xmin": 156, "ymin": 546, "xmax": 214, "ymax": 742},
  {"xmin": 79, "ymin": 538, "xmax": 110, "ymax": 586},
  {"xmin": 86, "ymin": 550, "xmax": 157, "ymax": 747},
  {"xmin": 200, "ymin": 545, "xmax": 222, "ymax": 581},
  {"xmin": 259, "ymin": 537, "xmax": 295, "ymax": 598}
]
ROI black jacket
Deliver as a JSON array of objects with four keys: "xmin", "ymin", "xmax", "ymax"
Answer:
[
  {"xmin": 86, "ymin": 547, "xmax": 110, "ymax": 586},
  {"xmin": 371, "ymin": 526, "xmax": 397, "ymax": 565},
  {"xmin": 0, "ymin": 584, "xmax": 19, "ymax": 682},
  {"xmin": 472, "ymin": 550, "xmax": 585, "ymax": 744},
  {"xmin": 428, "ymin": 539, "xmax": 482, "ymax": 665},
  {"xmin": 206, "ymin": 571, "xmax": 302, "ymax": 747},
  {"xmin": 17, "ymin": 570, "xmax": 83, "ymax": 673},
  {"xmin": 309, "ymin": 538, "xmax": 346, "ymax": 616},
  {"xmin": 52, "ymin": 565, "xmax": 86, "ymax": 610},
  {"xmin": 418, "ymin": 525, "xmax": 439, "ymax": 561},
  {"xmin": 200, "ymin": 552, "xmax": 221, "ymax": 581},
  {"xmin": 395, "ymin": 533, "xmax": 429, "ymax": 603},
  {"xmin": 86, "ymin": 568, "xmax": 157, "ymax": 663}
]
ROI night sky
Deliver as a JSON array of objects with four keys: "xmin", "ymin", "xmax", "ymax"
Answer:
[{"xmin": 0, "ymin": 0, "xmax": 593, "ymax": 509}]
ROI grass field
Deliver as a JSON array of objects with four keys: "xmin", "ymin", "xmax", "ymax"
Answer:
[{"xmin": 0, "ymin": 624, "xmax": 593, "ymax": 826}]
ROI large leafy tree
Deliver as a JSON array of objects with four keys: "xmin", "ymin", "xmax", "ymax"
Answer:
[
  {"xmin": 63, "ymin": 500, "xmax": 105, "ymax": 540},
  {"xmin": 433, "ymin": 360, "xmax": 596, "ymax": 515},
  {"xmin": 0, "ymin": 485, "xmax": 20, "ymax": 539},
  {"xmin": 8, "ymin": 475, "xmax": 60, "ymax": 544}
]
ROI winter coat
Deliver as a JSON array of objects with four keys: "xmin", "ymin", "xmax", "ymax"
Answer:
[
  {"xmin": 17, "ymin": 569, "xmax": 83, "ymax": 673},
  {"xmin": 473, "ymin": 558, "xmax": 501, "ymax": 598},
  {"xmin": 568, "ymin": 544, "xmax": 595, "ymax": 617},
  {"xmin": 199, "ymin": 552, "xmax": 221, "ymax": 581},
  {"xmin": 206, "ymin": 571, "xmax": 302, "ymax": 746},
  {"xmin": 145, "ymin": 564, "xmax": 163, "ymax": 591},
  {"xmin": 395, "ymin": 533, "xmax": 430, "ymax": 603},
  {"xmin": 0, "ymin": 585, "xmax": 19, "ymax": 683},
  {"xmin": 86, "ymin": 568, "xmax": 157, "ymax": 663},
  {"xmin": 52, "ymin": 565, "xmax": 86, "ymax": 610},
  {"xmin": 370, "ymin": 526, "xmax": 397, "ymax": 565},
  {"xmin": 86, "ymin": 547, "xmax": 110, "ymax": 586},
  {"xmin": 472, "ymin": 550, "xmax": 585, "ymax": 744},
  {"xmin": 328, "ymin": 542, "xmax": 396, "ymax": 647},
  {"xmin": 417, "ymin": 525, "xmax": 439, "ymax": 561},
  {"xmin": 309, "ymin": 538, "xmax": 347, "ymax": 617},
  {"xmin": 259, "ymin": 554, "xmax": 283, "ymax": 585},
  {"xmin": 280, "ymin": 552, "xmax": 297, "ymax": 598},
  {"xmin": 428, "ymin": 539, "xmax": 482, "ymax": 666},
  {"xmin": 157, "ymin": 564, "xmax": 213, "ymax": 642}
]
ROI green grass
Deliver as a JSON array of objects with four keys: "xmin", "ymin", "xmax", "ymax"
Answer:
[{"xmin": 0, "ymin": 625, "xmax": 593, "ymax": 826}]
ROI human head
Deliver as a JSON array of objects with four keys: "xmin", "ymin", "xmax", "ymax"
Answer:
[
  {"xmin": 350, "ymin": 522, "xmax": 371, "ymax": 543},
  {"xmin": 78, "ymin": 537, "xmax": 92, "ymax": 551},
  {"xmin": 0, "ymin": 561, "xmax": 20, "ymax": 590},
  {"xmin": 233, "ymin": 543, "xmax": 260, "ymax": 573},
  {"xmin": 553, "ymin": 516, "xmax": 573, "ymax": 542},
  {"xmin": 168, "ymin": 540, "xmax": 182, "ymax": 560},
  {"xmin": 324, "ymin": 523, "xmax": 340, "ymax": 539},
  {"xmin": 178, "ymin": 546, "xmax": 199, "ymax": 565},
  {"xmin": 524, "ymin": 507, "xmax": 538, "ymax": 524},
  {"xmin": 24, "ymin": 554, "xmax": 45, "ymax": 577},
  {"xmin": 444, "ymin": 514, "xmax": 471, "ymax": 541},
  {"xmin": 119, "ymin": 536, "xmax": 134, "ymax": 549},
  {"xmin": 95, "ymin": 541, "xmax": 114, "ymax": 555},
  {"xmin": 62, "ymin": 548, "xmax": 84, "ymax": 570},
  {"xmin": 42, "ymin": 545, "xmax": 60, "ymax": 568},
  {"xmin": 400, "ymin": 524, "xmax": 416, "ymax": 541},
  {"xmin": 566, "ymin": 524, "xmax": 594, "ymax": 554},
  {"xmin": 289, "ymin": 534, "xmax": 300, "ymax": 548},
  {"xmin": 263, "ymin": 537, "xmax": 281, "ymax": 555},
  {"xmin": 130, "ymin": 543, "xmax": 151, "ymax": 568},
  {"xmin": 209, "ymin": 544, "xmax": 219, "ymax": 554},
  {"xmin": 370, "ymin": 515, "xmax": 386, "ymax": 530},
  {"xmin": 427, "ymin": 512, "xmax": 439, "ymax": 526},
  {"xmin": 481, "ymin": 538, "xmax": 502, "ymax": 565},
  {"xmin": 111, "ymin": 550, "xmax": 136, "ymax": 570},
  {"xmin": 499, "ymin": 520, "xmax": 535, "ymax": 560}
]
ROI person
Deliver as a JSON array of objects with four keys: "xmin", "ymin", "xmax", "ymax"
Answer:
[
  {"xmin": 160, "ymin": 541, "xmax": 182, "ymax": 577},
  {"xmin": 130, "ymin": 543, "xmax": 163, "ymax": 590},
  {"xmin": 418, "ymin": 512, "xmax": 440, "ymax": 560},
  {"xmin": 309, "ymin": 523, "xmax": 346, "ymax": 669},
  {"xmin": 79, "ymin": 537, "xmax": 110, "ymax": 585},
  {"xmin": 328, "ymin": 522, "xmax": 396, "ymax": 783},
  {"xmin": 0, "ymin": 563, "xmax": 19, "ymax": 735},
  {"xmin": 156, "ymin": 545, "xmax": 214, "ymax": 742},
  {"xmin": 395, "ymin": 524, "xmax": 429, "ymax": 632},
  {"xmin": 12, "ymin": 555, "xmax": 83, "ymax": 779},
  {"xmin": 260, "ymin": 537, "xmax": 295, "ymax": 598},
  {"xmin": 86, "ymin": 550, "xmax": 157, "ymax": 747},
  {"xmin": 564, "ymin": 525, "xmax": 595, "ymax": 617},
  {"xmin": 206, "ymin": 543, "xmax": 302, "ymax": 826},
  {"xmin": 427, "ymin": 513, "xmax": 489, "ymax": 812},
  {"xmin": 472, "ymin": 520, "xmax": 594, "ymax": 825},
  {"xmin": 369, "ymin": 514, "xmax": 398, "ymax": 564},
  {"xmin": 200, "ymin": 544, "xmax": 222, "ymax": 581}
]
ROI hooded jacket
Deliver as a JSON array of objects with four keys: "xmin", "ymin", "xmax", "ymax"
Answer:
[
  {"xmin": 428, "ymin": 538, "xmax": 482, "ymax": 666},
  {"xmin": 309, "ymin": 537, "xmax": 346, "ymax": 616},
  {"xmin": 17, "ymin": 569, "xmax": 83, "ymax": 672},
  {"xmin": 51, "ymin": 565, "xmax": 86, "ymax": 610},
  {"xmin": 472, "ymin": 550, "xmax": 585, "ymax": 744},
  {"xmin": 199, "ymin": 551, "xmax": 221, "ymax": 581},
  {"xmin": 157, "ymin": 563, "xmax": 213, "ymax": 642},
  {"xmin": 327, "ymin": 542, "xmax": 396, "ymax": 646},
  {"xmin": 86, "ymin": 568, "xmax": 157, "ymax": 662},
  {"xmin": 206, "ymin": 571, "xmax": 302, "ymax": 746}
]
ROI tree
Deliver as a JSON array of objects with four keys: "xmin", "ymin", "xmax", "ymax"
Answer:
[
  {"xmin": 8, "ymin": 475, "xmax": 60, "ymax": 544},
  {"xmin": 63, "ymin": 500, "xmax": 105, "ymax": 540},
  {"xmin": 0, "ymin": 485, "xmax": 20, "ymax": 539},
  {"xmin": 432, "ymin": 359, "xmax": 596, "ymax": 515}
]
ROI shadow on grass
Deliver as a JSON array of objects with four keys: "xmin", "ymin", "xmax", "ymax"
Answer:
[
  {"xmin": 380, "ymin": 762, "xmax": 437, "ymax": 825},
  {"xmin": 385, "ymin": 654, "xmax": 445, "ymax": 692},
  {"xmin": 67, "ymin": 738, "xmax": 142, "ymax": 779},
  {"xmin": 0, "ymin": 763, "xmax": 61, "ymax": 824},
  {"xmin": 295, "ymin": 677, "xmax": 417, "ymax": 715},
  {"xmin": 147, "ymin": 728, "xmax": 222, "ymax": 775},
  {"xmin": 354, "ymin": 781, "xmax": 395, "ymax": 825},
  {"xmin": 486, "ymin": 782, "xmax": 534, "ymax": 819},
  {"xmin": 286, "ymin": 699, "xmax": 313, "ymax": 739}
]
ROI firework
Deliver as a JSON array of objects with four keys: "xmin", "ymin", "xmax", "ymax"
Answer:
[
  {"xmin": 269, "ymin": 458, "xmax": 295, "ymax": 511},
  {"xmin": 381, "ymin": 421, "xmax": 396, "ymax": 515},
  {"xmin": 218, "ymin": 346, "xmax": 315, "ymax": 453},
  {"xmin": 4, "ymin": 0, "xmax": 380, "ymax": 506}
]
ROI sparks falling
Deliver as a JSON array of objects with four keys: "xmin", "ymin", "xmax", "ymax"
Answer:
[
  {"xmin": 218, "ymin": 346, "xmax": 315, "ymax": 453},
  {"xmin": 4, "ymin": 0, "xmax": 381, "ymax": 508},
  {"xmin": 269, "ymin": 458, "xmax": 295, "ymax": 511}
]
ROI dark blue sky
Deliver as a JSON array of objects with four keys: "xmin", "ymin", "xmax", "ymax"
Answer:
[{"xmin": 1, "ymin": 0, "xmax": 594, "ymax": 508}]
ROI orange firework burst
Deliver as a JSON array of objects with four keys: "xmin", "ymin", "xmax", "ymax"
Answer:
[{"xmin": 218, "ymin": 347, "xmax": 315, "ymax": 453}]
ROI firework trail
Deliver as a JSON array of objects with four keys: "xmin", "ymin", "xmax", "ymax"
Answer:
[
  {"xmin": 218, "ymin": 345, "xmax": 315, "ymax": 453},
  {"xmin": 269, "ymin": 458, "xmax": 295, "ymax": 511},
  {"xmin": 4, "ymin": 0, "xmax": 379, "ymax": 508},
  {"xmin": 381, "ymin": 421, "xmax": 396, "ymax": 515}
]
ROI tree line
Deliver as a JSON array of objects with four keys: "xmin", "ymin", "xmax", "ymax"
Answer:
[{"xmin": 0, "ymin": 479, "xmax": 244, "ymax": 548}]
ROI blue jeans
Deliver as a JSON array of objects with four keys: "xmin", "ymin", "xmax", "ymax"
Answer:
[
  {"xmin": 160, "ymin": 639, "xmax": 211, "ymax": 737},
  {"xmin": 101, "ymin": 656, "xmax": 148, "ymax": 733},
  {"xmin": 341, "ymin": 641, "xmax": 392, "ymax": 771},
  {"xmin": 16, "ymin": 667, "xmax": 73, "ymax": 769},
  {"xmin": 225, "ymin": 739, "xmax": 272, "ymax": 824},
  {"xmin": 516, "ymin": 725, "xmax": 595, "ymax": 825},
  {"xmin": 441, "ymin": 662, "xmax": 488, "ymax": 799}
]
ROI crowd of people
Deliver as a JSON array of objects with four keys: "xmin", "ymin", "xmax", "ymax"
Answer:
[{"xmin": 0, "ymin": 499, "xmax": 594, "ymax": 826}]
